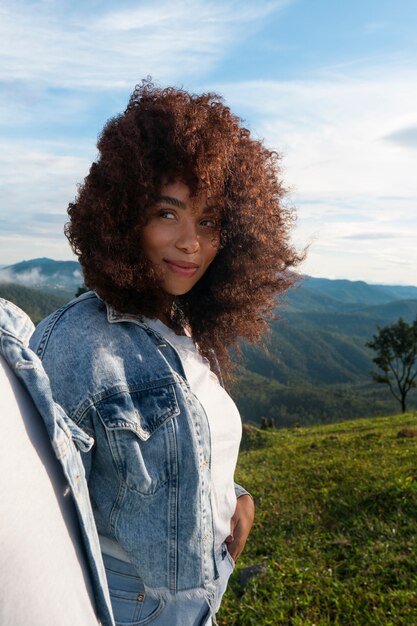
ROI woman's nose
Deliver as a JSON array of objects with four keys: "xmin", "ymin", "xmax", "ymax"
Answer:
[{"xmin": 175, "ymin": 221, "xmax": 199, "ymax": 253}]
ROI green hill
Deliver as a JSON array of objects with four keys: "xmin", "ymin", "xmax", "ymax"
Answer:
[
  {"xmin": 300, "ymin": 276, "xmax": 417, "ymax": 308},
  {"xmin": 0, "ymin": 283, "xmax": 70, "ymax": 324},
  {"xmin": 1, "ymin": 265, "xmax": 416, "ymax": 424},
  {"xmin": 219, "ymin": 412, "xmax": 417, "ymax": 625},
  {"xmin": 235, "ymin": 294, "xmax": 417, "ymax": 425}
]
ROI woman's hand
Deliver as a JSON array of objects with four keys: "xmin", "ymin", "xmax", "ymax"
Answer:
[{"xmin": 225, "ymin": 494, "xmax": 255, "ymax": 562}]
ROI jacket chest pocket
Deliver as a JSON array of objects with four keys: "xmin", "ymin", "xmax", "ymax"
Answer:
[{"xmin": 95, "ymin": 381, "xmax": 180, "ymax": 495}]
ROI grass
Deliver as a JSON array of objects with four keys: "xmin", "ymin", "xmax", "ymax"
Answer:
[{"xmin": 218, "ymin": 412, "xmax": 417, "ymax": 625}]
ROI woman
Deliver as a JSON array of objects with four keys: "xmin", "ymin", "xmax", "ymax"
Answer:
[{"xmin": 30, "ymin": 80, "xmax": 301, "ymax": 625}]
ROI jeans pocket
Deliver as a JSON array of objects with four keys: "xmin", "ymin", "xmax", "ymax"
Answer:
[
  {"xmin": 109, "ymin": 587, "xmax": 164, "ymax": 626},
  {"xmin": 225, "ymin": 548, "xmax": 235, "ymax": 570},
  {"xmin": 212, "ymin": 544, "xmax": 235, "ymax": 614},
  {"xmin": 106, "ymin": 563, "xmax": 164, "ymax": 626},
  {"xmin": 109, "ymin": 586, "xmax": 144, "ymax": 625}
]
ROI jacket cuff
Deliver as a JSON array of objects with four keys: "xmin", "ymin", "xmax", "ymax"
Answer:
[{"xmin": 234, "ymin": 482, "xmax": 253, "ymax": 500}]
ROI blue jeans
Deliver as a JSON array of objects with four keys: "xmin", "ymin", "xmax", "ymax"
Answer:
[{"xmin": 103, "ymin": 544, "xmax": 235, "ymax": 626}]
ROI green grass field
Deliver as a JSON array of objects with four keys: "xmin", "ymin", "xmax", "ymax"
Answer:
[{"xmin": 219, "ymin": 413, "xmax": 417, "ymax": 625}]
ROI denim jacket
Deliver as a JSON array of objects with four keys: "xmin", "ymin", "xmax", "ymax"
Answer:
[
  {"xmin": 30, "ymin": 291, "xmax": 247, "ymax": 603},
  {"xmin": 0, "ymin": 298, "xmax": 115, "ymax": 626}
]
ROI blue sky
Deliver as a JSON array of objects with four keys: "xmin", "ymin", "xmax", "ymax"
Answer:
[{"xmin": 1, "ymin": 0, "xmax": 416, "ymax": 284}]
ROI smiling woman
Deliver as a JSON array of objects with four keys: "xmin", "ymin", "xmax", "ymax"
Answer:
[
  {"xmin": 140, "ymin": 181, "xmax": 221, "ymax": 308},
  {"xmin": 29, "ymin": 79, "xmax": 302, "ymax": 626},
  {"xmin": 63, "ymin": 78, "xmax": 301, "ymax": 368}
]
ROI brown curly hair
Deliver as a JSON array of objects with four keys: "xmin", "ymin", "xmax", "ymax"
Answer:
[{"xmin": 65, "ymin": 78, "xmax": 302, "ymax": 371}]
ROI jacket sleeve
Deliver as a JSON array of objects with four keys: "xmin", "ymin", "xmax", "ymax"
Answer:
[
  {"xmin": 81, "ymin": 448, "xmax": 93, "ymax": 483},
  {"xmin": 72, "ymin": 408, "xmax": 96, "ymax": 483},
  {"xmin": 234, "ymin": 482, "xmax": 253, "ymax": 500},
  {"xmin": 29, "ymin": 311, "xmax": 96, "ymax": 482}
]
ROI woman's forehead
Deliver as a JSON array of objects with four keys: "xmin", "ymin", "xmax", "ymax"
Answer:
[{"xmin": 158, "ymin": 181, "xmax": 223, "ymax": 213}]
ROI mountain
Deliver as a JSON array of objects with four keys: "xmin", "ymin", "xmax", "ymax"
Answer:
[
  {"xmin": 234, "ymin": 278, "xmax": 417, "ymax": 425},
  {"xmin": 1, "ymin": 259, "xmax": 416, "ymax": 425},
  {"xmin": 286, "ymin": 276, "xmax": 417, "ymax": 312},
  {"xmin": 0, "ymin": 257, "xmax": 82, "ymax": 292}
]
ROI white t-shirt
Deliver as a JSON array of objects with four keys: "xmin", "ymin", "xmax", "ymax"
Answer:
[{"xmin": 145, "ymin": 318, "xmax": 242, "ymax": 549}]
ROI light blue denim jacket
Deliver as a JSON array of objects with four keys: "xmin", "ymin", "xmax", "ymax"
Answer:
[
  {"xmin": 0, "ymin": 297, "xmax": 115, "ymax": 626},
  {"xmin": 30, "ymin": 291, "xmax": 248, "ymax": 603}
]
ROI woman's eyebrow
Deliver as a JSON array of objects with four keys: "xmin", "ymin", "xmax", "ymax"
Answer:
[
  {"xmin": 157, "ymin": 195, "xmax": 186, "ymax": 209},
  {"xmin": 157, "ymin": 195, "xmax": 219, "ymax": 214}
]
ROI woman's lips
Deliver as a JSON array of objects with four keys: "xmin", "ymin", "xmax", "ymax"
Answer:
[{"xmin": 164, "ymin": 260, "xmax": 199, "ymax": 277}]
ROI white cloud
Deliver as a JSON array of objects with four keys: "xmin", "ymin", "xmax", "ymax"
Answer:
[
  {"xmin": 0, "ymin": 234, "xmax": 74, "ymax": 266},
  {"xmin": 0, "ymin": 141, "xmax": 91, "ymax": 223},
  {"xmin": 217, "ymin": 68, "xmax": 417, "ymax": 200},
  {"xmin": 211, "ymin": 65, "xmax": 417, "ymax": 284},
  {"xmin": 385, "ymin": 125, "xmax": 417, "ymax": 149},
  {"xmin": 0, "ymin": 267, "xmax": 43, "ymax": 285},
  {"xmin": 95, "ymin": 0, "xmax": 285, "ymax": 31},
  {"xmin": 0, "ymin": 0, "xmax": 295, "ymax": 264},
  {"xmin": 0, "ymin": 0, "xmax": 291, "ymax": 88},
  {"xmin": 0, "ymin": 265, "xmax": 82, "ymax": 288},
  {"xmin": 0, "ymin": 138, "xmax": 92, "ymax": 267},
  {"xmin": 0, "ymin": 1, "xmax": 416, "ymax": 285}
]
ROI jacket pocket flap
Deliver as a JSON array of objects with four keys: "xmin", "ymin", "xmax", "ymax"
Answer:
[{"xmin": 96, "ymin": 382, "xmax": 180, "ymax": 441}]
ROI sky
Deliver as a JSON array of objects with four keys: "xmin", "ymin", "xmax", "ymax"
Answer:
[{"xmin": 0, "ymin": 0, "xmax": 416, "ymax": 285}]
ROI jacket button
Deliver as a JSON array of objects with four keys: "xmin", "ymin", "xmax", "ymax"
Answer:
[{"xmin": 137, "ymin": 594, "xmax": 144, "ymax": 602}]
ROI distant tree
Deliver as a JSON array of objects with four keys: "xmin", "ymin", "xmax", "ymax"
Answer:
[
  {"xmin": 260, "ymin": 416, "xmax": 274, "ymax": 429},
  {"xmin": 366, "ymin": 317, "xmax": 417, "ymax": 413},
  {"xmin": 75, "ymin": 285, "xmax": 88, "ymax": 298}
]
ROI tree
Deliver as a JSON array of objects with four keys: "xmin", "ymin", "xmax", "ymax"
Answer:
[
  {"xmin": 75, "ymin": 285, "xmax": 88, "ymax": 297},
  {"xmin": 366, "ymin": 317, "xmax": 417, "ymax": 413}
]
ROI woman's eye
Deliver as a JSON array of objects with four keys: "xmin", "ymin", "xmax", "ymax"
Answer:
[
  {"xmin": 158, "ymin": 209, "xmax": 176, "ymax": 220},
  {"xmin": 200, "ymin": 218, "xmax": 218, "ymax": 229}
]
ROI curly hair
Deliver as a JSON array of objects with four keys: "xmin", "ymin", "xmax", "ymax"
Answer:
[{"xmin": 65, "ymin": 78, "xmax": 303, "ymax": 371}]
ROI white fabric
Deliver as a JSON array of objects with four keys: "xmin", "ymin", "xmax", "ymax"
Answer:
[
  {"xmin": 0, "ymin": 356, "xmax": 97, "ymax": 626},
  {"xmin": 145, "ymin": 318, "xmax": 242, "ymax": 550},
  {"xmin": 99, "ymin": 534, "xmax": 131, "ymax": 563}
]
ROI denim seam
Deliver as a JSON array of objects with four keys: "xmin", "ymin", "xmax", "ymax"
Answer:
[
  {"xmin": 34, "ymin": 296, "xmax": 90, "ymax": 358},
  {"xmin": 167, "ymin": 417, "xmax": 178, "ymax": 591},
  {"xmin": 110, "ymin": 474, "xmax": 126, "ymax": 537}
]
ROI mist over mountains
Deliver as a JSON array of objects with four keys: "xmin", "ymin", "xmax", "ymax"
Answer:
[
  {"xmin": 0, "ymin": 258, "xmax": 82, "ymax": 292},
  {"xmin": 1, "ymin": 258, "xmax": 416, "ymax": 425},
  {"xmin": 2, "ymin": 257, "xmax": 417, "ymax": 304}
]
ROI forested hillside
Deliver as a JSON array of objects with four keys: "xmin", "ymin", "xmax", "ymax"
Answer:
[
  {"xmin": 1, "ymin": 263, "xmax": 416, "ymax": 426},
  {"xmin": 0, "ymin": 283, "xmax": 70, "ymax": 324},
  {"xmin": 233, "ymin": 278, "xmax": 417, "ymax": 425}
]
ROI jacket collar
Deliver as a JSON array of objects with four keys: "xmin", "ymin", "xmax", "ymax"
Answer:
[
  {"xmin": 102, "ymin": 298, "xmax": 177, "ymax": 350},
  {"xmin": 102, "ymin": 296, "xmax": 223, "ymax": 385},
  {"xmin": 104, "ymin": 299, "xmax": 148, "ymax": 327}
]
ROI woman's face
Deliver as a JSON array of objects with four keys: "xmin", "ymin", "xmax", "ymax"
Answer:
[{"xmin": 140, "ymin": 181, "xmax": 221, "ymax": 296}]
